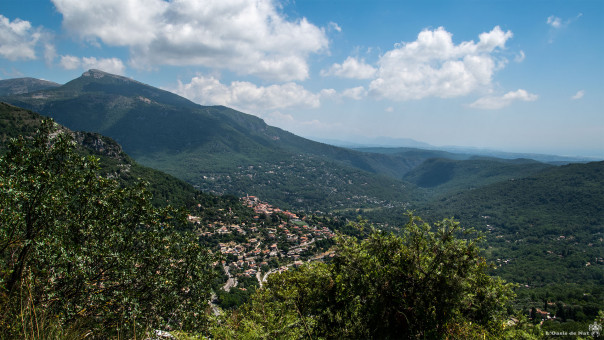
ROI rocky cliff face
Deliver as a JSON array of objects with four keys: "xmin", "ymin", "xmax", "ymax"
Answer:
[{"xmin": 73, "ymin": 131, "xmax": 128, "ymax": 162}]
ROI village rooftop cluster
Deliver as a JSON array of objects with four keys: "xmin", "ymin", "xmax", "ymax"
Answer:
[{"xmin": 188, "ymin": 196, "xmax": 336, "ymax": 287}]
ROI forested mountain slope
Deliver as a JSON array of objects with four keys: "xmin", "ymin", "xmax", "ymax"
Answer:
[
  {"xmin": 1, "ymin": 70, "xmax": 425, "ymax": 210},
  {"xmin": 0, "ymin": 101, "xmax": 225, "ymax": 208},
  {"xmin": 360, "ymin": 160, "xmax": 604, "ymax": 320},
  {"xmin": 2, "ymin": 70, "xmax": 566, "ymax": 212},
  {"xmin": 403, "ymin": 157, "xmax": 553, "ymax": 197}
]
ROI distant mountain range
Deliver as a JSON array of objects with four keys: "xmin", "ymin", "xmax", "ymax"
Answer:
[
  {"xmin": 312, "ymin": 137, "xmax": 599, "ymax": 164},
  {"xmin": 0, "ymin": 77, "xmax": 60, "ymax": 96},
  {"xmin": 308, "ymin": 136, "xmax": 434, "ymax": 149},
  {"xmin": 0, "ymin": 69, "xmax": 596, "ymax": 211}
]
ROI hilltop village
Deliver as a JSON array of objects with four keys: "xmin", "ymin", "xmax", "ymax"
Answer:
[{"xmin": 189, "ymin": 196, "xmax": 337, "ymax": 290}]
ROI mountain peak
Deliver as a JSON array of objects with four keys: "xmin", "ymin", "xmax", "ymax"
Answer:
[{"xmin": 81, "ymin": 69, "xmax": 135, "ymax": 83}]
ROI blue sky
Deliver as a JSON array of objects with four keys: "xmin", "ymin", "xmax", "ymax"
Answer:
[{"xmin": 1, "ymin": 0, "xmax": 602, "ymax": 157}]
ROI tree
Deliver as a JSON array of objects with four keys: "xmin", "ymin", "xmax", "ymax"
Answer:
[
  {"xmin": 212, "ymin": 214, "xmax": 515, "ymax": 339},
  {"xmin": 0, "ymin": 120, "xmax": 217, "ymax": 337}
]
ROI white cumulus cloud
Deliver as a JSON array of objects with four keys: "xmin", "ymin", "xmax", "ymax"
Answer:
[
  {"xmin": 321, "ymin": 56, "xmax": 377, "ymax": 79},
  {"xmin": 0, "ymin": 15, "xmax": 44, "ymax": 61},
  {"xmin": 571, "ymin": 90, "xmax": 585, "ymax": 100},
  {"xmin": 59, "ymin": 55, "xmax": 126, "ymax": 75},
  {"xmin": 174, "ymin": 74, "xmax": 323, "ymax": 113},
  {"xmin": 341, "ymin": 86, "xmax": 367, "ymax": 100},
  {"xmin": 469, "ymin": 89, "xmax": 538, "ymax": 110},
  {"xmin": 59, "ymin": 55, "xmax": 80, "ymax": 69},
  {"xmin": 319, "ymin": 88, "xmax": 337, "ymax": 98},
  {"xmin": 51, "ymin": 0, "xmax": 328, "ymax": 81},
  {"xmin": 368, "ymin": 26, "xmax": 513, "ymax": 101}
]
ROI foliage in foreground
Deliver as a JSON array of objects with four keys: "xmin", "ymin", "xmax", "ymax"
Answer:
[
  {"xmin": 0, "ymin": 120, "xmax": 217, "ymax": 338},
  {"xmin": 211, "ymin": 215, "xmax": 516, "ymax": 339}
]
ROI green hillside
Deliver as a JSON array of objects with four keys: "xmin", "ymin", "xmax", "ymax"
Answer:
[
  {"xmin": 1, "ymin": 70, "xmax": 424, "ymax": 211},
  {"xmin": 0, "ymin": 102, "xmax": 42, "ymax": 142},
  {"xmin": 4, "ymin": 70, "xmax": 571, "ymax": 213},
  {"xmin": 423, "ymin": 160, "xmax": 604, "ymax": 279},
  {"xmin": 403, "ymin": 157, "xmax": 553, "ymax": 197},
  {"xmin": 0, "ymin": 102, "xmax": 209, "ymax": 208},
  {"xmin": 359, "ymin": 161, "xmax": 604, "ymax": 320}
]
